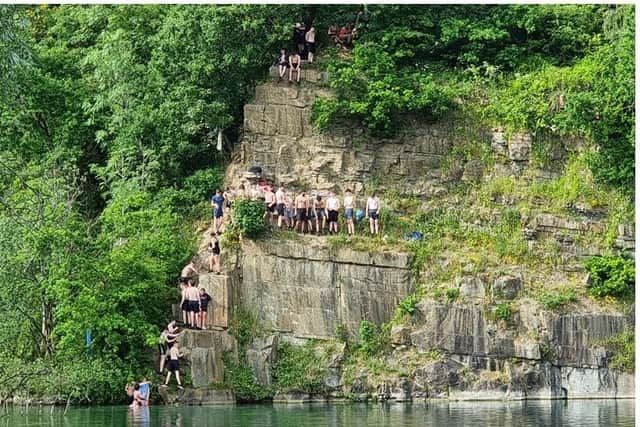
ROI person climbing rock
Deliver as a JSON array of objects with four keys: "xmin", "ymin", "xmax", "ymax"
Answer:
[
  {"xmin": 179, "ymin": 258, "xmax": 198, "ymax": 287},
  {"xmin": 162, "ymin": 343, "xmax": 184, "ymax": 389},
  {"xmin": 211, "ymin": 189, "xmax": 225, "ymax": 234},
  {"xmin": 208, "ymin": 232, "xmax": 221, "ymax": 274}
]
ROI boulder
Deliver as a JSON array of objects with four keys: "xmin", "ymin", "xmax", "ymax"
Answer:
[
  {"xmin": 492, "ymin": 275, "xmax": 523, "ymax": 300},
  {"xmin": 508, "ymin": 132, "xmax": 532, "ymax": 162},
  {"xmin": 457, "ymin": 276, "xmax": 485, "ymax": 301},
  {"xmin": 390, "ymin": 325, "xmax": 412, "ymax": 346}
]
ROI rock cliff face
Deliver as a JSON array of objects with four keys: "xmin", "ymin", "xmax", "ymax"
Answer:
[
  {"xmin": 239, "ymin": 239, "xmax": 413, "ymax": 338},
  {"xmin": 172, "ymin": 74, "xmax": 634, "ymax": 404}
]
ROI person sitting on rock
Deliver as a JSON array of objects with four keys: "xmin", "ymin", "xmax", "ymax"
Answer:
[
  {"xmin": 277, "ymin": 48, "xmax": 289, "ymax": 81},
  {"xmin": 289, "ymin": 52, "xmax": 301, "ymax": 84},
  {"xmin": 198, "ymin": 288, "xmax": 213, "ymax": 330},
  {"xmin": 162, "ymin": 343, "xmax": 184, "ymax": 390},
  {"xmin": 208, "ymin": 232, "xmax": 221, "ymax": 274}
]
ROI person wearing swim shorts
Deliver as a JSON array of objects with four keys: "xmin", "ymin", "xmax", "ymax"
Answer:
[
  {"xmin": 366, "ymin": 192, "xmax": 381, "ymax": 235},
  {"xmin": 285, "ymin": 193, "xmax": 295, "ymax": 229},
  {"xmin": 198, "ymin": 288, "xmax": 213, "ymax": 330},
  {"xmin": 263, "ymin": 186, "xmax": 276, "ymax": 226},
  {"xmin": 313, "ymin": 195, "xmax": 326, "ymax": 234},
  {"xmin": 186, "ymin": 281, "xmax": 201, "ymax": 329},
  {"xmin": 275, "ymin": 187, "xmax": 287, "ymax": 229},
  {"xmin": 211, "ymin": 189, "xmax": 225, "ymax": 234},
  {"xmin": 343, "ymin": 189, "xmax": 356, "ymax": 236},
  {"xmin": 208, "ymin": 232, "xmax": 221, "ymax": 274},
  {"xmin": 294, "ymin": 192, "xmax": 309, "ymax": 233},
  {"xmin": 326, "ymin": 192, "xmax": 340, "ymax": 234},
  {"xmin": 162, "ymin": 343, "xmax": 184, "ymax": 389}
]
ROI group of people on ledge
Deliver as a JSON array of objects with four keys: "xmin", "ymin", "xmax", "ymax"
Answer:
[{"xmin": 212, "ymin": 184, "xmax": 383, "ymax": 236}]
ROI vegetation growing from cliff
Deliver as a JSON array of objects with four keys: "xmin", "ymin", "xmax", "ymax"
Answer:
[
  {"xmin": 585, "ymin": 255, "xmax": 635, "ymax": 300},
  {"xmin": 313, "ymin": 5, "xmax": 634, "ymax": 192},
  {"xmin": 599, "ymin": 330, "xmax": 634, "ymax": 373},
  {"xmin": 230, "ymin": 199, "xmax": 268, "ymax": 239},
  {"xmin": 273, "ymin": 341, "xmax": 328, "ymax": 395}
]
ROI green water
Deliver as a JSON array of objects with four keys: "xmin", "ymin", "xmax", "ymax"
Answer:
[{"xmin": 2, "ymin": 400, "xmax": 634, "ymax": 427}]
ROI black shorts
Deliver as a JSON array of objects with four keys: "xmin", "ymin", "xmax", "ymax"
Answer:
[
  {"xmin": 306, "ymin": 42, "xmax": 316, "ymax": 54},
  {"xmin": 328, "ymin": 210, "xmax": 339, "ymax": 222},
  {"xmin": 181, "ymin": 301, "xmax": 189, "ymax": 311},
  {"xmin": 276, "ymin": 203, "xmax": 285, "ymax": 216},
  {"xmin": 179, "ymin": 277, "xmax": 189, "ymax": 284},
  {"xmin": 266, "ymin": 203, "xmax": 276, "ymax": 213},
  {"xmin": 168, "ymin": 359, "xmax": 179, "ymax": 372},
  {"xmin": 188, "ymin": 300, "xmax": 200, "ymax": 312},
  {"xmin": 297, "ymin": 209, "xmax": 307, "ymax": 221},
  {"xmin": 212, "ymin": 248, "xmax": 220, "ymax": 256},
  {"xmin": 369, "ymin": 209, "xmax": 379, "ymax": 220},
  {"xmin": 158, "ymin": 343, "xmax": 167, "ymax": 355},
  {"xmin": 201, "ymin": 303, "xmax": 209, "ymax": 312}
]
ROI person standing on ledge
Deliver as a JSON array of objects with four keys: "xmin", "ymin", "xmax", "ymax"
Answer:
[
  {"xmin": 366, "ymin": 192, "xmax": 381, "ymax": 235},
  {"xmin": 198, "ymin": 288, "xmax": 212, "ymax": 330},
  {"xmin": 263, "ymin": 186, "xmax": 276, "ymax": 226},
  {"xmin": 343, "ymin": 189, "xmax": 356, "ymax": 236},
  {"xmin": 294, "ymin": 191, "xmax": 309, "ymax": 233},
  {"xmin": 186, "ymin": 280, "xmax": 201, "ymax": 329},
  {"xmin": 326, "ymin": 192, "xmax": 340, "ymax": 234},
  {"xmin": 275, "ymin": 186, "xmax": 287, "ymax": 229},
  {"xmin": 305, "ymin": 27, "xmax": 316, "ymax": 63},
  {"xmin": 208, "ymin": 232, "xmax": 221, "ymax": 274},
  {"xmin": 211, "ymin": 189, "xmax": 225, "ymax": 234}
]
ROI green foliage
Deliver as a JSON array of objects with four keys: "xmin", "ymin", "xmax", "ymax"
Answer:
[
  {"xmin": 493, "ymin": 303, "xmax": 512, "ymax": 321},
  {"xmin": 313, "ymin": 42, "xmax": 455, "ymax": 136},
  {"xmin": 599, "ymin": 330, "xmax": 634, "ymax": 373},
  {"xmin": 357, "ymin": 321, "xmax": 388, "ymax": 357},
  {"xmin": 535, "ymin": 288, "xmax": 577, "ymax": 310},
  {"xmin": 222, "ymin": 351, "xmax": 273, "ymax": 402},
  {"xmin": 228, "ymin": 307, "xmax": 264, "ymax": 348},
  {"xmin": 585, "ymin": 255, "xmax": 635, "ymax": 299},
  {"xmin": 273, "ymin": 341, "xmax": 328, "ymax": 394},
  {"xmin": 444, "ymin": 288, "xmax": 460, "ymax": 304},
  {"xmin": 231, "ymin": 198, "xmax": 267, "ymax": 238},
  {"xmin": 396, "ymin": 292, "xmax": 421, "ymax": 317}
]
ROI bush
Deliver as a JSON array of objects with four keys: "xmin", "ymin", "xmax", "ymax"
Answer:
[
  {"xmin": 600, "ymin": 330, "xmax": 634, "ymax": 372},
  {"xmin": 223, "ymin": 351, "xmax": 273, "ymax": 402},
  {"xmin": 357, "ymin": 320, "xmax": 388, "ymax": 357},
  {"xmin": 536, "ymin": 288, "xmax": 577, "ymax": 310},
  {"xmin": 444, "ymin": 288, "xmax": 460, "ymax": 304},
  {"xmin": 494, "ymin": 303, "xmax": 512, "ymax": 321},
  {"xmin": 585, "ymin": 255, "xmax": 635, "ymax": 299},
  {"xmin": 272, "ymin": 341, "xmax": 327, "ymax": 394},
  {"xmin": 228, "ymin": 307, "xmax": 263, "ymax": 347},
  {"xmin": 231, "ymin": 198, "xmax": 266, "ymax": 238}
]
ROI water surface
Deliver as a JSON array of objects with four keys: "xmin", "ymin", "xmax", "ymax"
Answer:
[{"xmin": 2, "ymin": 400, "xmax": 634, "ymax": 427}]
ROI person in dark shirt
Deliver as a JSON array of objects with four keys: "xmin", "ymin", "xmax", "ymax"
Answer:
[{"xmin": 198, "ymin": 288, "xmax": 213, "ymax": 330}]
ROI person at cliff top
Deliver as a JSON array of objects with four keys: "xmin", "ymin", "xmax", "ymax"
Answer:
[
  {"xmin": 306, "ymin": 194, "xmax": 315, "ymax": 232},
  {"xmin": 285, "ymin": 193, "xmax": 296, "ymax": 229},
  {"xmin": 162, "ymin": 343, "xmax": 184, "ymax": 390},
  {"xmin": 211, "ymin": 189, "xmax": 225, "ymax": 234},
  {"xmin": 222, "ymin": 188, "xmax": 232, "ymax": 214},
  {"xmin": 208, "ymin": 232, "xmax": 221, "ymax": 274},
  {"xmin": 186, "ymin": 280, "xmax": 201, "ymax": 329},
  {"xmin": 277, "ymin": 48, "xmax": 289, "ymax": 81},
  {"xmin": 263, "ymin": 186, "xmax": 277, "ymax": 225},
  {"xmin": 294, "ymin": 191, "xmax": 309, "ymax": 233},
  {"xmin": 366, "ymin": 192, "xmax": 381, "ymax": 235},
  {"xmin": 293, "ymin": 23, "xmax": 306, "ymax": 55},
  {"xmin": 275, "ymin": 186, "xmax": 287, "ymax": 229},
  {"xmin": 326, "ymin": 192, "xmax": 340, "ymax": 234},
  {"xmin": 289, "ymin": 52, "xmax": 301, "ymax": 84},
  {"xmin": 198, "ymin": 288, "xmax": 213, "ymax": 330},
  {"xmin": 179, "ymin": 257, "xmax": 199, "ymax": 289},
  {"xmin": 305, "ymin": 27, "xmax": 316, "ymax": 64},
  {"xmin": 313, "ymin": 195, "xmax": 326, "ymax": 235},
  {"xmin": 179, "ymin": 282, "xmax": 189, "ymax": 325},
  {"xmin": 343, "ymin": 189, "xmax": 356, "ymax": 236}
]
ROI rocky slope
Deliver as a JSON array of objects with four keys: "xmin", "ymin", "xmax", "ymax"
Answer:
[{"xmin": 167, "ymin": 69, "xmax": 634, "ymax": 404}]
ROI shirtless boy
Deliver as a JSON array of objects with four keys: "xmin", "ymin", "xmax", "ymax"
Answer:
[
  {"xmin": 343, "ymin": 189, "xmax": 356, "ymax": 236},
  {"xmin": 326, "ymin": 192, "xmax": 340, "ymax": 234},
  {"xmin": 186, "ymin": 281, "xmax": 201, "ymax": 329},
  {"xmin": 162, "ymin": 343, "xmax": 184, "ymax": 389},
  {"xmin": 294, "ymin": 192, "xmax": 309, "ymax": 233},
  {"xmin": 275, "ymin": 187, "xmax": 287, "ymax": 229},
  {"xmin": 263, "ymin": 187, "xmax": 276, "ymax": 225}
]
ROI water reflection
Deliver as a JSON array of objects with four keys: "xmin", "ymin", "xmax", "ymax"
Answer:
[{"xmin": 1, "ymin": 399, "xmax": 634, "ymax": 427}]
